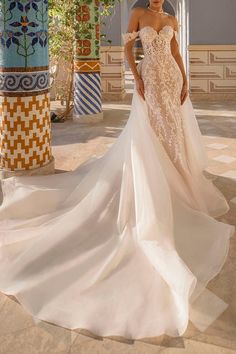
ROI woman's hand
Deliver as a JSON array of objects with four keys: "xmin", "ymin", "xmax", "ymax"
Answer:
[
  {"xmin": 180, "ymin": 80, "xmax": 189, "ymax": 105},
  {"xmin": 135, "ymin": 77, "xmax": 145, "ymax": 100}
]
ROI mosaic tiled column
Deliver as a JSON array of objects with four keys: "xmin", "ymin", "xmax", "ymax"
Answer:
[
  {"xmin": 74, "ymin": 0, "xmax": 103, "ymax": 122},
  {"xmin": 0, "ymin": 0, "xmax": 54, "ymax": 178}
]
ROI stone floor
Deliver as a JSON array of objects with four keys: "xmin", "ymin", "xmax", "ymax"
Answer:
[{"xmin": 0, "ymin": 97, "xmax": 236, "ymax": 354}]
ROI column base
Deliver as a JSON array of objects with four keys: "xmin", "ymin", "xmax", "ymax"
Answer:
[
  {"xmin": 0, "ymin": 156, "xmax": 55, "ymax": 180},
  {"xmin": 73, "ymin": 111, "xmax": 104, "ymax": 123}
]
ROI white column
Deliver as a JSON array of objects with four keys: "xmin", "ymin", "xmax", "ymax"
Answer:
[{"xmin": 185, "ymin": 0, "xmax": 190, "ymax": 81}]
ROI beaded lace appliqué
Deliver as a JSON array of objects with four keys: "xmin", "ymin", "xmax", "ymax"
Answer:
[{"xmin": 122, "ymin": 31, "xmax": 140, "ymax": 45}]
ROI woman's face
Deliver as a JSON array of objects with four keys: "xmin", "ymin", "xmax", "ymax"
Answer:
[{"xmin": 149, "ymin": 0, "xmax": 164, "ymax": 9}]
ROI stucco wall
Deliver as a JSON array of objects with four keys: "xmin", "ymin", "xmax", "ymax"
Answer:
[
  {"xmin": 102, "ymin": 0, "xmax": 236, "ymax": 46},
  {"xmin": 189, "ymin": 0, "xmax": 236, "ymax": 45}
]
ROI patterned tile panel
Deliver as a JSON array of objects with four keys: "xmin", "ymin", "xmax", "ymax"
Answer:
[
  {"xmin": 189, "ymin": 80, "xmax": 208, "ymax": 93},
  {"xmin": 74, "ymin": 0, "xmax": 101, "ymax": 117},
  {"xmin": 0, "ymin": 0, "xmax": 48, "ymax": 68},
  {"xmin": 190, "ymin": 66, "xmax": 223, "ymax": 79},
  {"xmin": 75, "ymin": 1, "xmax": 100, "ymax": 60},
  {"xmin": 74, "ymin": 60, "xmax": 100, "ymax": 73},
  {"xmin": 189, "ymin": 51, "xmax": 208, "ymax": 65},
  {"xmin": 0, "ymin": 93, "xmax": 52, "ymax": 170},
  {"xmin": 101, "ymin": 48, "xmax": 124, "ymax": 66},
  {"xmin": 189, "ymin": 46, "xmax": 236, "ymax": 96},
  {"xmin": 209, "ymin": 80, "xmax": 236, "ymax": 93},
  {"xmin": 224, "ymin": 65, "xmax": 236, "ymax": 79},
  {"xmin": 100, "ymin": 47, "xmax": 125, "ymax": 97},
  {"xmin": 0, "ymin": 70, "xmax": 49, "ymax": 94},
  {"xmin": 102, "ymin": 79, "xmax": 125, "ymax": 93},
  {"xmin": 74, "ymin": 72, "xmax": 102, "ymax": 116},
  {"xmin": 209, "ymin": 51, "xmax": 236, "ymax": 64}
]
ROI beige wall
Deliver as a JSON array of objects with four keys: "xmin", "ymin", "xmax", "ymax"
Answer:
[
  {"xmin": 100, "ymin": 46, "xmax": 126, "ymax": 101},
  {"xmin": 188, "ymin": 45, "xmax": 236, "ymax": 100}
]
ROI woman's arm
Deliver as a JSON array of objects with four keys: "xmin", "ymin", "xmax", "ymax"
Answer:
[
  {"xmin": 124, "ymin": 8, "xmax": 145, "ymax": 100},
  {"xmin": 170, "ymin": 16, "xmax": 188, "ymax": 104},
  {"xmin": 170, "ymin": 17, "xmax": 187, "ymax": 83}
]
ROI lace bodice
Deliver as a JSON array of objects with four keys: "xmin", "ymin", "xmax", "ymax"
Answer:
[{"xmin": 122, "ymin": 25, "xmax": 178, "ymax": 58}]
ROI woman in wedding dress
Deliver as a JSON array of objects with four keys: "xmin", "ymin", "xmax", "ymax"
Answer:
[{"xmin": 0, "ymin": 0, "xmax": 235, "ymax": 339}]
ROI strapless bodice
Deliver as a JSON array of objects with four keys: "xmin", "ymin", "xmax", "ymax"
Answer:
[
  {"xmin": 139, "ymin": 25, "xmax": 177, "ymax": 60},
  {"xmin": 122, "ymin": 25, "xmax": 178, "ymax": 64},
  {"xmin": 139, "ymin": 25, "xmax": 176, "ymax": 40}
]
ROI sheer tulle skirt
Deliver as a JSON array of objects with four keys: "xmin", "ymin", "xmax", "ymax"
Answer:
[{"xmin": 0, "ymin": 88, "xmax": 234, "ymax": 339}]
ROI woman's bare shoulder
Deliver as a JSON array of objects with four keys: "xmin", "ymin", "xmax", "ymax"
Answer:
[{"xmin": 126, "ymin": 7, "xmax": 146, "ymax": 33}]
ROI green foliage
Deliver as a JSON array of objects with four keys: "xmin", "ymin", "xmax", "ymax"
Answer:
[
  {"xmin": 48, "ymin": 0, "xmax": 119, "ymax": 60},
  {"xmin": 48, "ymin": 0, "xmax": 119, "ymax": 107},
  {"xmin": 48, "ymin": 0, "xmax": 77, "ymax": 60}
]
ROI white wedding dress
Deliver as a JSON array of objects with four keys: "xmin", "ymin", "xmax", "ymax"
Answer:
[{"xmin": 0, "ymin": 25, "xmax": 235, "ymax": 339}]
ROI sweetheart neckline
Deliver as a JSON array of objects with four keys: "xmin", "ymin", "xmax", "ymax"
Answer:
[{"xmin": 139, "ymin": 25, "xmax": 176, "ymax": 35}]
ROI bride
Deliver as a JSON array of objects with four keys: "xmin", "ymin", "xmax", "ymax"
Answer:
[{"xmin": 0, "ymin": 0, "xmax": 235, "ymax": 339}]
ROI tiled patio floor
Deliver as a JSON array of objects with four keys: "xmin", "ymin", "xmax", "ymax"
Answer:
[{"xmin": 0, "ymin": 97, "xmax": 236, "ymax": 354}]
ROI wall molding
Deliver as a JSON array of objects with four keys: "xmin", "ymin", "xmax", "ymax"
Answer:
[
  {"xmin": 188, "ymin": 45, "xmax": 236, "ymax": 99},
  {"xmin": 188, "ymin": 45, "xmax": 236, "ymax": 51}
]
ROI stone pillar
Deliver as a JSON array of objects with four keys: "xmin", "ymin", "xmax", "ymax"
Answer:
[
  {"xmin": 0, "ymin": 0, "xmax": 54, "ymax": 179},
  {"xmin": 74, "ymin": 0, "xmax": 103, "ymax": 123}
]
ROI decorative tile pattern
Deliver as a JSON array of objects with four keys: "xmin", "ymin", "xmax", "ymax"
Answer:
[
  {"xmin": 0, "ymin": 93, "xmax": 52, "ymax": 170},
  {"xmin": 0, "ymin": 70, "xmax": 49, "ymax": 93},
  {"xmin": 100, "ymin": 46, "xmax": 125, "ymax": 98},
  {"xmin": 209, "ymin": 51, "xmax": 236, "ymax": 64},
  {"xmin": 0, "ymin": 0, "xmax": 49, "ymax": 68},
  {"xmin": 189, "ymin": 51, "xmax": 208, "ymax": 65},
  {"xmin": 74, "ymin": 72, "xmax": 102, "ymax": 116},
  {"xmin": 189, "ymin": 46, "xmax": 236, "ymax": 96},
  {"xmin": 190, "ymin": 66, "xmax": 223, "ymax": 79},
  {"xmin": 189, "ymin": 80, "xmax": 208, "ymax": 93},
  {"xmin": 74, "ymin": 0, "xmax": 101, "ymax": 118},
  {"xmin": 75, "ymin": 0, "xmax": 100, "ymax": 60},
  {"xmin": 0, "ymin": 1, "xmax": 52, "ymax": 173},
  {"xmin": 209, "ymin": 80, "xmax": 236, "ymax": 93},
  {"xmin": 225, "ymin": 65, "xmax": 236, "ymax": 79},
  {"xmin": 74, "ymin": 60, "xmax": 100, "ymax": 73}
]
